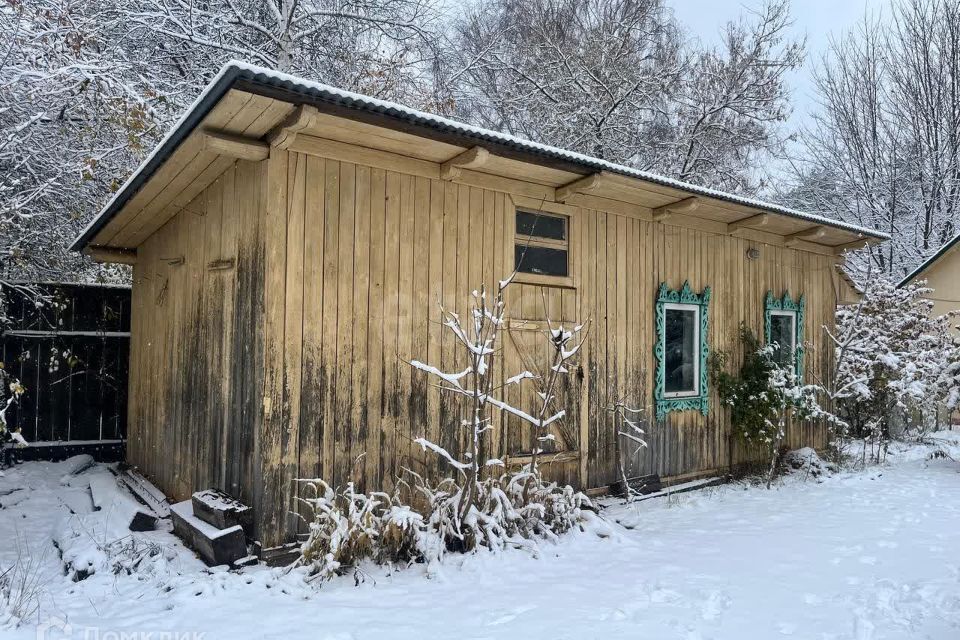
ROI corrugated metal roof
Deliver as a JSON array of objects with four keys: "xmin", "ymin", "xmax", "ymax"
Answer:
[{"xmin": 72, "ymin": 60, "xmax": 890, "ymax": 251}]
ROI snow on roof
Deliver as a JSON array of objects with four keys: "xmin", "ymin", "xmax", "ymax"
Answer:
[
  {"xmin": 72, "ymin": 60, "xmax": 890, "ymax": 251},
  {"xmin": 897, "ymin": 231, "xmax": 960, "ymax": 287}
]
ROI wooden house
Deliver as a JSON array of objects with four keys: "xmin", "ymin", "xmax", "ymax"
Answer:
[
  {"xmin": 72, "ymin": 62, "xmax": 888, "ymax": 551},
  {"xmin": 899, "ymin": 232, "xmax": 960, "ymax": 330}
]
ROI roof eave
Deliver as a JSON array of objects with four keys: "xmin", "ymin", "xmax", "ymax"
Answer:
[
  {"xmin": 70, "ymin": 65, "xmax": 245, "ymax": 252},
  {"xmin": 73, "ymin": 61, "xmax": 890, "ymax": 252}
]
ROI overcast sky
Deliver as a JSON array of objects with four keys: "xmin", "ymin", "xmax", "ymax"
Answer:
[{"xmin": 669, "ymin": 0, "xmax": 886, "ymax": 129}]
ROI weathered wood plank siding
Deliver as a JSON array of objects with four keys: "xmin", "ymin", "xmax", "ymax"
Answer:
[
  {"xmin": 245, "ymin": 149, "xmax": 836, "ymax": 547},
  {"xmin": 128, "ymin": 160, "xmax": 264, "ymax": 530},
  {"xmin": 126, "ymin": 144, "xmax": 837, "ymax": 549}
]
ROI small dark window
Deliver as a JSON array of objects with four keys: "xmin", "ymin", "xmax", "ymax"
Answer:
[
  {"xmin": 514, "ymin": 210, "xmax": 569, "ymax": 278},
  {"xmin": 664, "ymin": 305, "xmax": 699, "ymax": 396},
  {"xmin": 516, "ymin": 210, "xmax": 566, "ymax": 241},
  {"xmin": 514, "ymin": 245, "xmax": 569, "ymax": 277}
]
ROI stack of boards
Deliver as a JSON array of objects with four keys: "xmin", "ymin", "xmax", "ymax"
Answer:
[
  {"xmin": 75, "ymin": 455, "xmax": 163, "ymax": 532},
  {"xmin": 170, "ymin": 488, "xmax": 255, "ymax": 567}
]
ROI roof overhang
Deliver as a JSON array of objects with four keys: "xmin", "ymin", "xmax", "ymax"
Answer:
[{"xmin": 73, "ymin": 61, "xmax": 890, "ymax": 257}]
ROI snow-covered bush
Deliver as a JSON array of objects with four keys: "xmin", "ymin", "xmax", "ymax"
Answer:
[
  {"xmin": 781, "ymin": 447, "xmax": 836, "ymax": 480},
  {"xmin": 832, "ymin": 278, "xmax": 958, "ymax": 439},
  {"xmin": 295, "ymin": 480, "xmax": 395, "ymax": 579},
  {"xmin": 712, "ymin": 324, "xmax": 840, "ymax": 486},
  {"xmin": 295, "ymin": 276, "xmax": 596, "ymax": 579},
  {"xmin": 294, "ymin": 470, "xmax": 594, "ymax": 580},
  {"xmin": 408, "ymin": 277, "xmax": 592, "ymax": 547}
]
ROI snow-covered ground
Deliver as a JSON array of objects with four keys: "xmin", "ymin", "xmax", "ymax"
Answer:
[{"xmin": 2, "ymin": 437, "xmax": 959, "ymax": 640}]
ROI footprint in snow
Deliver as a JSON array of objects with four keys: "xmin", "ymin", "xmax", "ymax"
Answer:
[
  {"xmin": 700, "ymin": 590, "xmax": 731, "ymax": 621},
  {"xmin": 650, "ymin": 588, "xmax": 683, "ymax": 604},
  {"xmin": 486, "ymin": 604, "xmax": 536, "ymax": 626},
  {"xmin": 858, "ymin": 556, "xmax": 877, "ymax": 565},
  {"xmin": 777, "ymin": 622, "xmax": 797, "ymax": 635}
]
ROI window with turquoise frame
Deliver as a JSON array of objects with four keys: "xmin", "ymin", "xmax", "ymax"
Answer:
[
  {"xmin": 655, "ymin": 281, "xmax": 711, "ymax": 420},
  {"xmin": 764, "ymin": 291, "xmax": 805, "ymax": 378}
]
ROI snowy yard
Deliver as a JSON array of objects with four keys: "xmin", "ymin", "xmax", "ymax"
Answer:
[{"xmin": 2, "ymin": 439, "xmax": 959, "ymax": 640}]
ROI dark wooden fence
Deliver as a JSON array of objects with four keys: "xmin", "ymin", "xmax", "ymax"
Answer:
[{"xmin": 1, "ymin": 282, "xmax": 130, "ymax": 444}]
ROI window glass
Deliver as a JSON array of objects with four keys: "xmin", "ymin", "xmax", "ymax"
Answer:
[
  {"xmin": 770, "ymin": 312, "xmax": 795, "ymax": 368},
  {"xmin": 516, "ymin": 210, "xmax": 566, "ymax": 240},
  {"xmin": 514, "ymin": 245, "xmax": 568, "ymax": 277},
  {"xmin": 664, "ymin": 306, "xmax": 698, "ymax": 395},
  {"xmin": 514, "ymin": 210, "xmax": 569, "ymax": 277}
]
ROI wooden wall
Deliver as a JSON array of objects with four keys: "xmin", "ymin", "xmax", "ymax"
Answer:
[
  {"xmin": 127, "ymin": 147, "xmax": 838, "ymax": 548},
  {"xmin": 252, "ymin": 149, "xmax": 837, "ymax": 546},
  {"xmin": 127, "ymin": 160, "xmax": 265, "ymax": 516}
]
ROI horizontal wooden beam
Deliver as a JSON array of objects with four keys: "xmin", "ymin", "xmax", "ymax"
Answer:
[
  {"xmin": 84, "ymin": 245, "xmax": 137, "ymax": 265},
  {"xmin": 785, "ymin": 225, "xmax": 827, "ymax": 247},
  {"xmin": 202, "ymin": 131, "xmax": 270, "ymax": 161},
  {"xmin": 288, "ymin": 134, "xmax": 441, "ymax": 179},
  {"xmin": 555, "ymin": 172, "xmax": 604, "ymax": 202},
  {"xmin": 440, "ymin": 146, "xmax": 490, "ymax": 180},
  {"xmin": 652, "ymin": 196, "xmax": 699, "ymax": 222},
  {"xmin": 726, "ymin": 212, "xmax": 770, "ymax": 233}
]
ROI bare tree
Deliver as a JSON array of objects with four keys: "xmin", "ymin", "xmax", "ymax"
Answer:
[
  {"xmin": 127, "ymin": 0, "xmax": 443, "ymax": 103},
  {"xmin": 0, "ymin": 0, "xmax": 443, "ymax": 287},
  {"xmin": 440, "ymin": 0, "xmax": 684, "ymax": 162},
  {"xmin": 440, "ymin": 0, "xmax": 801, "ymax": 193},
  {"xmin": 669, "ymin": 0, "xmax": 804, "ymax": 193},
  {"xmin": 792, "ymin": 0, "xmax": 960, "ymax": 280},
  {"xmin": 0, "ymin": 1, "xmax": 157, "ymax": 284}
]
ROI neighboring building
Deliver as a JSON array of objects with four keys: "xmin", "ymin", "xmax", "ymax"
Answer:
[
  {"xmin": 71, "ymin": 62, "xmax": 888, "ymax": 551},
  {"xmin": 899, "ymin": 233, "xmax": 960, "ymax": 322}
]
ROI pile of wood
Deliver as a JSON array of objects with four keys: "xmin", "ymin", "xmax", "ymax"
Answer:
[
  {"xmin": 89, "ymin": 473, "xmax": 159, "ymax": 531},
  {"xmin": 170, "ymin": 488, "xmax": 254, "ymax": 567}
]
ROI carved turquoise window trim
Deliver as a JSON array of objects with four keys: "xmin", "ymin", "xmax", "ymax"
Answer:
[
  {"xmin": 654, "ymin": 281, "xmax": 711, "ymax": 420},
  {"xmin": 764, "ymin": 291, "xmax": 806, "ymax": 379}
]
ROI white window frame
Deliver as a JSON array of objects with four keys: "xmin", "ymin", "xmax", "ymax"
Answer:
[
  {"xmin": 769, "ymin": 309, "xmax": 797, "ymax": 365},
  {"xmin": 663, "ymin": 302, "xmax": 701, "ymax": 398}
]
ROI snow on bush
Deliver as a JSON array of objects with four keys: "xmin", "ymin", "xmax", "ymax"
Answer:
[
  {"xmin": 294, "ymin": 479, "xmax": 431, "ymax": 580},
  {"xmin": 712, "ymin": 325, "xmax": 841, "ymax": 486},
  {"xmin": 833, "ymin": 278, "xmax": 958, "ymax": 440},
  {"xmin": 295, "ymin": 275, "xmax": 597, "ymax": 580},
  {"xmin": 295, "ymin": 469, "xmax": 596, "ymax": 581}
]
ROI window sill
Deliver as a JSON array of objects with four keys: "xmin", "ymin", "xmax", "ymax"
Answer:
[{"xmin": 511, "ymin": 272, "xmax": 576, "ymax": 289}]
